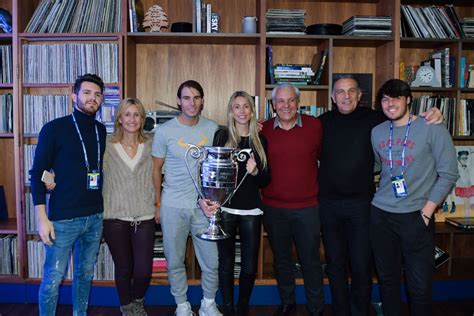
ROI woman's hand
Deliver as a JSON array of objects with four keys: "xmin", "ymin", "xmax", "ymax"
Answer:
[
  {"xmin": 246, "ymin": 153, "xmax": 258, "ymax": 176},
  {"xmin": 198, "ymin": 198, "xmax": 220, "ymax": 218},
  {"xmin": 154, "ymin": 204, "xmax": 161, "ymax": 224}
]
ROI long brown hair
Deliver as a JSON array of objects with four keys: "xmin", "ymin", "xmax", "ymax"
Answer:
[
  {"xmin": 110, "ymin": 98, "xmax": 148, "ymax": 143},
  {"xmin": 225, "ymin": 91, "xmax": 267, "ymax": 170}
]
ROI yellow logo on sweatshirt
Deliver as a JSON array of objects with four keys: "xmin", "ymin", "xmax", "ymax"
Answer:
[{"xmin": 177, "ymin": 135, "xmax": 209, "ymax": 148}]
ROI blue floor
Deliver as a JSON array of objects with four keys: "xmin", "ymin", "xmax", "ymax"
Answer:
[{"xmin": 1, "ymin": 281, "xmax": 473, "ymax": 306}]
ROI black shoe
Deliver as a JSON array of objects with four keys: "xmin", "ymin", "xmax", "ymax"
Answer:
[
  {"xmin": 273, "ymin": 303, "xmax": 296, "ymax": 316},
  {"xmin": 236, "ymin": 303, "xmax": 249, "ymax": 316},
  {"xmin": 221, "ymin": 302, "xmax": 235, "ymax": 316}
]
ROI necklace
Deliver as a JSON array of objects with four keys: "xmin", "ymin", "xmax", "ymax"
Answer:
[{"xmin": 121, "ymin": 141, "xmax": 138, "ymax": 151}]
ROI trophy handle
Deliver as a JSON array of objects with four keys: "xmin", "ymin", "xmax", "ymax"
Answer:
[
  {"xmin": 221, "ymin": 149, "xmax": 252, "ymax": 206},
  {"xmin": 185, "ymin": 144, "xmax": 205, "ymax": 199}
]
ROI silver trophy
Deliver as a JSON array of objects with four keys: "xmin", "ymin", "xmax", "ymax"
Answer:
[{"xmin": 185, "ymin": 145, "xmax": 250, "ymax": 240}]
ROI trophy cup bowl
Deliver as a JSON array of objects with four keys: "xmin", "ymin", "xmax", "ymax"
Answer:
[{"xmin": 185, "ymin": 145, "xmax": 250, "ymax": 240}]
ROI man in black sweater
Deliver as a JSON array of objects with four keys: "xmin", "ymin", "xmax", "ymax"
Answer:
[
  {"xmin": 29, "ymin": 74, "xmax": 106, "ymax": 316},
  {"xmin": 318, "ymin": 75, "xmax": 442, "ymax": 316}
]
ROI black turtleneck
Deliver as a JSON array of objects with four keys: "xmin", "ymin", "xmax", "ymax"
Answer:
[
  {"xmin": 318, "ymin": 106, "xmax": 386, "ymax": 200},
  {"xmin": 30, "ymin": 108, "xmax": 107, "ymax": 221}
]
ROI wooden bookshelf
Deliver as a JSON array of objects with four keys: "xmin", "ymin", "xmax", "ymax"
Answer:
[{"xmin": 0, "ymin": 0, "xmax": 473, "ymax": 287}]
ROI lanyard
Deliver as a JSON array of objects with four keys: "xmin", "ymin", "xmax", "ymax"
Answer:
[
  {"xmin": 389, "ymin": 114, "xmax": 412, "ymax": 177},
  {"xmin": 71, "ymin": 113, "xmax": 100, "ymax": 172}
]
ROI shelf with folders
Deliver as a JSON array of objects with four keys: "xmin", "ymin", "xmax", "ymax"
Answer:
[
  {"xmin": 26, "ymin": 236, "xmax": 115, "ymax": 282},
  {"xmin": 18, "ymin": 0, "xmax": 122, "ymax": 35},
  {"xmin": 0, "ymin": 39, "xmax": 14, "ymax": 229},
  {"xmin": 408, "ymin": 91, "xmax": 457, "ymax": 136}
]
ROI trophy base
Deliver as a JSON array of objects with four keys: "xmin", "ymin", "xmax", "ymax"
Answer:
[{"xmin": 196, "ymin": 225, "xmax": 229, "ymax": 241}]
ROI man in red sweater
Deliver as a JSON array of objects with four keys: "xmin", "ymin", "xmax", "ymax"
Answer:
[{"xmin": 261, "ymin": 83, "xmax": 324, "ymax": 316}]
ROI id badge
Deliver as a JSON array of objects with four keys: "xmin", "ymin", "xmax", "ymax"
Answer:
[
  {"xmin": 391, "ymin": 175, "xmax": 408, "ymax": 198},
  {"xmin": 87, "ymin": 170, "xmax": 100, "ymax": 190}
]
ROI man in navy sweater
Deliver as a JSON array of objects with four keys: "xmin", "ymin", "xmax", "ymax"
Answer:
[{"xmin": 29, "ymin": 74, "xmax": 107, "ymax": 316}]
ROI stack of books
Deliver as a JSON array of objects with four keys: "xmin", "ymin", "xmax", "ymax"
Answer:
[
  {"xmin": 400, "ymin": 4, "xmax": 464, "ymax": 39},
  {"xmin": 410, "ymin": 95, "xmax": 455, "ymax": 135},
  {"xmin": 0, "ymin": 94, "xmax": 13, "ymax": 133},
  {"xmin": 461, "ymin": 17, "xmax": 474, "ymax": 38},
  {"xmin": 23, "ymin": 43, "xmax": 119, "ymax": 84},
  {"xmin": 274, "ymin": 64, "xmax": 314, "ymax": 85},
  {"xmin": 0, "ymin": 235, "xmax": 17, "ymax": 274},
  {"xmin": 98, "ymin": 86, "xmax": 120, "ymax": 134},
  {"xmin": 460, "ymin": 57, "xmax": 474, "ymax": 88},
  {"xmin": 298, "ymin": 105, "xmax": 326, "ymax": 118},
  {"xmin": 342, "ymin": 16, "xmax": 392, "ymax": 37},
  {"xmin": 458, "ymin": 99, "xmax": 474, "ymax": 137},
  {"xmin": 0, "ymin": 45, "xmax": 12, "ymax": 84},
  {"xmin": 25, "ymin": 0, "xmax": 121, "ymax": 33},
  {"xmin": 152, "ymin": 237, "xmax": 167, "ymax": 275},
  {"xmin": 234, "ymin": 239, "xmax": 241, "ymax": 278},
  {"xmin": 266, "ymin": 9, "xmax": 306, "ymax": 34},
  {"xmin": 194, "ymin": 0, "xmax": 220, "ymax": 33},
  {"xmin": 22, "ymin": 95, "xmax": 69, "ymax": 135}
]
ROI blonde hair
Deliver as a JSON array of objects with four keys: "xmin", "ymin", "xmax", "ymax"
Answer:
[
  {"xmin": 226, "ymin": 91, "xmax": 267, "ymax": 170},
  {"xmin": 110, "ymin": 98, "xmax": 148, "ymax": 143}
]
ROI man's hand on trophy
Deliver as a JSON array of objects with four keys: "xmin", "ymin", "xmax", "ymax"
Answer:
[
  {"xmin": 246, "ymin": 153, "xmax": 258, "ymax": 176},
  {"xmin": 198, "ymin": 198, "xmax": 220, "ymax": 217}
]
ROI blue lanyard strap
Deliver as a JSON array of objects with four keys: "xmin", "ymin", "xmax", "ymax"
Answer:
[
  {"xmin": 389, "ymin": 114, "xmax": 412, "ymax": 177},
  {"xmin": 71, "ymin": 113, "xmax": 100, "ymax": 172}
]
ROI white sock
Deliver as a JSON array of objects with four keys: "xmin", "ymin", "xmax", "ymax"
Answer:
[
  {"xmin": 203, "ymin": 297, "xmax": 215, "ymax": 305},
  {"xmin": 178, "ymin": 302, "xmax": 190, "ymax": 308}
]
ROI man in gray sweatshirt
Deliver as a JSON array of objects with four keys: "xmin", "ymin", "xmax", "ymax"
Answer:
[{"xmin": 370, "ymin": 79, "xmax": 458, "ymax": 316}]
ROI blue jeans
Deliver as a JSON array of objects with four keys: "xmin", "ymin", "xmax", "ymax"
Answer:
[{"xmin": 39, "ymin": 213, "xmax": 103, "ymax": 316}]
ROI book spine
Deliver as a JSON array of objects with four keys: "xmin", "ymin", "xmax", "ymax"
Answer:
[
  {"xmin": 195, "ymin": 0, "xmax": 201, "ymax": 33},
  {"xmin": 206, "ymin": 4, "xmax": 212, "ymax": 33},
  {"xmin": 211, "ymin": 13, "xmax": 219, "ymax": 33}
]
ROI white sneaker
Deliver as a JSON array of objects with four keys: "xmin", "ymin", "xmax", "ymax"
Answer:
[
  {"xmin": 175, "ymin": 301, "xmax": 195, "ymax": 316},
  {"xmin": 198, "ymin": 299, "xmax": 223, "ymax": 316}
]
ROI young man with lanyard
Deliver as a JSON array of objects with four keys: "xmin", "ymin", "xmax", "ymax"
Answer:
[
  {"xmin": 370, "ymin": 79, "xmax": 458, "ymax": 316},
  {"xmin": 30, "ymin": 74, "xmax": 107, "ymax": 316}
]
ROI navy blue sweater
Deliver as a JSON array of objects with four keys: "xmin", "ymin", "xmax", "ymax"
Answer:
[{"xmin": 30, "ymin": 108, "xmax": 106, "ymax": 221}]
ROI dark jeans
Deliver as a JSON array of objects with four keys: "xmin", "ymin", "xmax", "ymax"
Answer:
[
  {"xmin": 370, "ymin": 206, "xmax": 435, "ymax": 316},
  {"xmin": 320, "ymin": 198, "xmax": 372, "ymax": 316},
  {"xmin": 103, "ymin": 218, "xmax": 156, "ymax": 306},
  {"xmin": 218, "ymin": 212, "xmax": 262, "ymax": 311},
  {"xmin": 263, "ymin": 205, "xmax": 324, "ymax": 314}
]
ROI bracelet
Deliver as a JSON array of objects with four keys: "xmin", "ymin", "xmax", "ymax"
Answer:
[{"xmin": 422, "ymin": 213, "xmax": 431, "ymax": 220}]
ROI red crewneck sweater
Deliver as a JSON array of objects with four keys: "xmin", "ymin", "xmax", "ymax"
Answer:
[{"xmin": 261, "ymin": 114, "xmax": 322, "ymax": 209}]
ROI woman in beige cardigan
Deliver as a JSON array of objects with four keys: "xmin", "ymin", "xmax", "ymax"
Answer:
[{"xmin": 102, "ymin": 98, "xmax": 156, "ymax": 316}]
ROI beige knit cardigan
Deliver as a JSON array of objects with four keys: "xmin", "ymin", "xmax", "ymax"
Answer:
[{"xmin": 102, "ymin": 137, "xmax": 155, "ymax": 219}]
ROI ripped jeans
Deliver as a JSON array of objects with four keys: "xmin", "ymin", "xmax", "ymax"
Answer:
[{"xmin": 39, "ymin": 213, "xmax": 103, "ymax": 316}]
